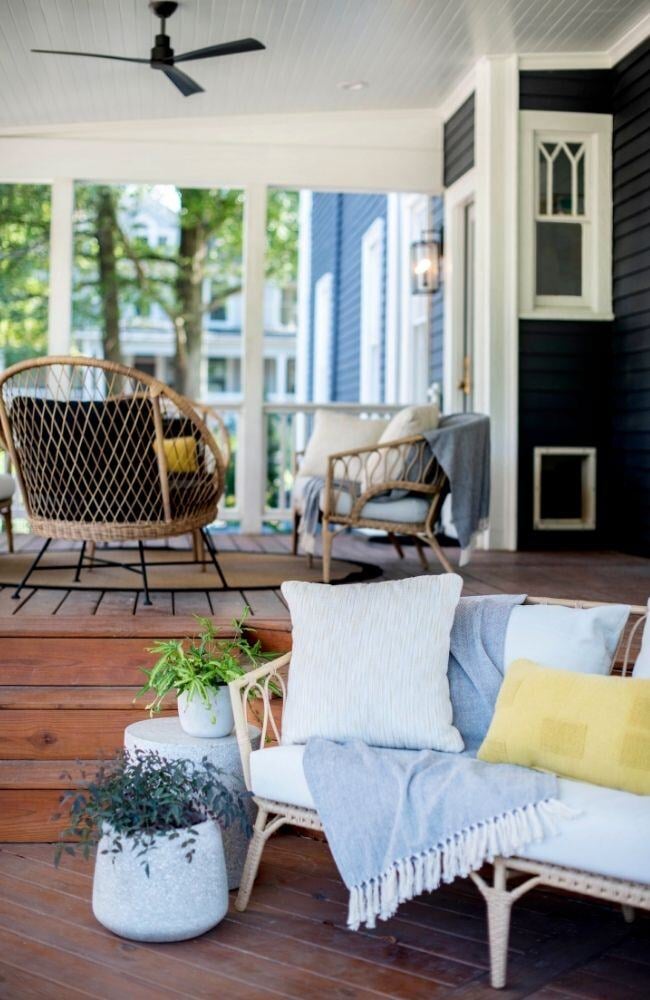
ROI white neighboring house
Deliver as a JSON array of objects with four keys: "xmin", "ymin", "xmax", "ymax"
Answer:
[{"xmin": 73, "ymin": 193, "xmax": 297, "ymax": 405}]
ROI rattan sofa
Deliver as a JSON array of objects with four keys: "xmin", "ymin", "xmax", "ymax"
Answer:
[
  {"xmin": 229, "ymin": 596, "xmax": 650, "ymax": 990},
  {"xmin": 292, "ymin": 434, "xmax": 452, "ymax": 579},
  {"xmin": 0, "ymin": 356, "xmax": 228, "ymax": 602}
]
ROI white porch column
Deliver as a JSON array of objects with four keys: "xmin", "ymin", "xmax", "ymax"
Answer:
[
  {"xmin": 474, "ymin": 56, "xmax": 519, "ymax": 551},
  {"xmin": 47, "ymin": 178, "xmax": 74, "ymax": 355},
  {"xmin": 240, "ymin": 183, "xmax": 267, "ymax": 533}
]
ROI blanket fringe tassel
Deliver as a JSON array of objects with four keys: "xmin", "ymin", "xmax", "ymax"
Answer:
[{"xmin": 347, "ymin": 798, "xmax": 576, "ymax": 930}]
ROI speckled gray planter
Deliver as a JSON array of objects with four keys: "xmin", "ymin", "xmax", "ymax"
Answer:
[
  {"xmin": 124, "ymin": 718, "xmax": 260, "ymax": 891},
  {"xmin": 92, "ymin": 819, "xmax": 228, "ymax": 942}
]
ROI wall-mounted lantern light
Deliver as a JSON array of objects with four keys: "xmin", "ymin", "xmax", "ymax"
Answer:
[{"xmin": 410, "ymin": 229, "xmax": 442, "ymax": 294}]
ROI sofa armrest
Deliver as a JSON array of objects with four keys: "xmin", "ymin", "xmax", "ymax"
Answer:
[{"xmin": 229, "ymin": 652, "xmax": 291, "ymax": 790}]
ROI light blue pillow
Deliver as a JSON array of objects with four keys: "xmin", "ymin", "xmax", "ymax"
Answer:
[{"xmin": 504, "ymin": 603, "xmax": 630, "ymax": 676}]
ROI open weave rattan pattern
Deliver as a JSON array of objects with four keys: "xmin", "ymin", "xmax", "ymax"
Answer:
[
  {"xmin": 320, "ymin": 434, "xmax": 452, "ymax": 578},
  {"xmin": 0, "ymin": 357, "xmax": 226, "ymax": 543},
  {"xmin": 229, "ymin": 597, "xmax": 650, "ymax": 990}
]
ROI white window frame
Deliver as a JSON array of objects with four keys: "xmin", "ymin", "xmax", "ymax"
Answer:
[
  {"xmin": 519, "ymin": 111, "xmax": 612, "ymax": 321},
  {"xmin": 313, "ymin": 271, "xmax": 333, "ymax": 403},
  {"xmin": 360, "ymin": 217, "xmax": 385, "ymax": 404}
]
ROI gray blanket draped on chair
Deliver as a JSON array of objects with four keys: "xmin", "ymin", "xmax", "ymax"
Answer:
[{"xmin": 302, "ymin": 594, "xmax": 575, "ymax": 930}]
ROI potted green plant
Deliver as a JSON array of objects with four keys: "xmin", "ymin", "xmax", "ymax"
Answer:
[
  {"xmin": 138, "ymin": 611, "xmax": 275, "ymax": 738},
  {"xmin": 56, "ymin": 748, "xmax": 251, "ymax": 942}
]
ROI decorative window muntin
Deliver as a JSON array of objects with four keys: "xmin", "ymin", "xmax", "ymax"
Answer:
[{"xmin": 534, "ymin": 135, "xmax": 588, "ymax": 304}]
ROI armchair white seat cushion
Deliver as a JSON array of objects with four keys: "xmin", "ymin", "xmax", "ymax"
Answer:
[
  {"xmin": 331, "ymin": 489, "xmax": 431, "ymax": 524},
  {"xmin": 0, "ymin": 473, "xmax": 15, "ymax": 501},
  {"xmin": 280, "ymin": 575, "xmax": 464, "ymax": 751},
  {"xmin": 293, "ymin": 474, "xmax": 430, "ymax": 523}
]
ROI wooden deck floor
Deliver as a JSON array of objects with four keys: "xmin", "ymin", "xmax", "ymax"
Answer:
[
  {"xmin": 0, "ymin": 837, "xmax": 648, "ymax": 999},
  {"xmin": 1, "ymin": 532, "xmax": 649, "ymax": 633}
]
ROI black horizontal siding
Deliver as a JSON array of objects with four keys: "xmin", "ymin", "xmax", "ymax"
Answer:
[
  {"xmin": 443, "ymin": 94, "xmax": 474, "ymax": 187},
  {"xmin": 518, "ymin": 321, "xmax": 613, "ymax": 550},
  {"xmin": 612, "ymin": 35, "xmax": 650, "ymax": 556},
  {"xmin": 519, "ymin": 70, "xmax": 612, "ymax": 113}
]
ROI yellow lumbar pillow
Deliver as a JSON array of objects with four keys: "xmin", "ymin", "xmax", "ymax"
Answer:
[
  {"xmin": 154, "ymin": 436, "xmax": 198, "ymax": 474},
  {"xmin": 477, "ymin": 659, "xmax": 650, "ymax": 796}
]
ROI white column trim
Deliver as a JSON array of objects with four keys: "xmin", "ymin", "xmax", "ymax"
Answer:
[
  {"xmin": 47, "ymin": 178, "xmax": 74, "ymax": 355},
  {"xmin": 442, "ymin": 168, "xmax": 476, "ymax": 414},
  {"xmin": 240, "ymin": 183, "xmax": 267, "ymax": 533},
  {"xmin": 384, "ymin": 193, "xmax": 401, "ymax": 404},
  {"xmin": 474, "ymin": 55, "xmax": 519, "ymax": 551}
]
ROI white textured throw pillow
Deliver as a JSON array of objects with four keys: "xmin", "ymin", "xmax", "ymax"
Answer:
[
  {"xmin": 299, "ymin": 410, "xmax": 388, "ymax": 479},
  {"xmin": 281, "ymin": 575, "xmax": 464, "ymax": 751},
  {"xmin": 379, "ymin": 403, "xmax": 440, "ymax": 445},
  {"xmin": 632, "ymin": 599, "xmax": 650, "ymax": 677},
  {"xmin": 363, "ymin": 403, "xmax": 440, "ymax": 489},
  {"xmin": 504, "ymin": 603, "xmax": 630, "ymax": 676}
]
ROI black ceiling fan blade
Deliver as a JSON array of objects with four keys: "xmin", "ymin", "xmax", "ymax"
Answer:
[
  {"xmin": 156, "ymin": 63, "xmax": 204, "ymax": 96},
  {"xmin": 31, "ymin": 48, "xmax": 149, "ymax": 63},
  {"xmin": 174, "ymin": 38, "xmax": 265, "ymax": 63}
]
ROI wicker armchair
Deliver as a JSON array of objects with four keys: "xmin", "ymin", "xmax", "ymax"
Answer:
[
  {"xmin": 319, "ymin": 434, "xmax": 451, "ymax": 580},
  {"xmin": 0, "ymin": 356, "xmax": 227, "ymax": 602},
  {"xmin": 229, "ymin": 597, "xmax": 650, "ymax": 990}
]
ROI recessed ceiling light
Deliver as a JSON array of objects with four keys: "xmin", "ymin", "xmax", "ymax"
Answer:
[{"xmin": 338, "ymin": 80, "xmax": 368, "ymax": 91}]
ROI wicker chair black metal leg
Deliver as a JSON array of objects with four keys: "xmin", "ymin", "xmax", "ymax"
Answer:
[
  {"xmin": 74, "ymin": 540, "xmax": 87, "ymax": 583},
  {"xmin": 12, "ymin": 537, "xmax": 51, "ymax": 599},
  {"xmin": 138, "ymin": 540, "xmax": 153, "ymax": 606},
  {"xmin": 200, "ymin": 527, "xmax": 228, "ymax": 589}
]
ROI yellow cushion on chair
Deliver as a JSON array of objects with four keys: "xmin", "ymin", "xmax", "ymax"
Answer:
[
  {"xmin": 155, "ymin": 436, "xmax": 198, "ymax": 474},
  {"xmin": 477, "ymin": 659, "xmax": 650, "ymax": 796}
]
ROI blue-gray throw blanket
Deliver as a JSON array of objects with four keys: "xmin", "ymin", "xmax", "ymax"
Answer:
[
  {"xmin": 423, "ymin": 413, "xmax": 490, "ymax": 566},
  {"xmin": 302, "ymin": 593, "xmax": 574, "ymax": 930}
]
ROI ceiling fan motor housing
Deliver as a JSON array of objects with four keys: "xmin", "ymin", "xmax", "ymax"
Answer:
[{"xmin": 149, "ymin": 1, "xmax": 179, "ymax": 19}]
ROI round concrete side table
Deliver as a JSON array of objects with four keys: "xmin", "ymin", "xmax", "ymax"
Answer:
[{"xmin": 124, "ymin": 718, "xmax": 260, "ymax": 891}]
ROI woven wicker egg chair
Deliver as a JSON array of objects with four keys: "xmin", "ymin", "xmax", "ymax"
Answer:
[{"xmin": 0, "ymin": 356, "xmax": 228, "ymax": 604}]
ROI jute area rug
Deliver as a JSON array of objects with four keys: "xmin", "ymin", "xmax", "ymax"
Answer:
[{"xmin": 0, "ymin": 545, "xmax": 380, "ymax": 591}]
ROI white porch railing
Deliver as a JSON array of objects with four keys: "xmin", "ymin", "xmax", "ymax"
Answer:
[{"xmin": 261, "ymin": 402, "xmax": 402, "ymax": 523}]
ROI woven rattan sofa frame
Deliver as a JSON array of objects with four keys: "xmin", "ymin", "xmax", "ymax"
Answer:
[
  {"xmin": 293, "ymin": 433, "xmax": 452, "ymax": 581},
  {"xmin": 229, "ymin": 596, "xmax": 650, "ymax": 990},
  {"xmin": 0, "ymin": 356, "xmax": 228, "ymax": 602}
]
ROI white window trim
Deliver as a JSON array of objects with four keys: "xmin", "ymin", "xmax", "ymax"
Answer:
[
  {"xmin": 519, "ymin": 110, "xmax": 613, "ymax": 321},
  {"xmin": 313, "ymin": 271, "xmax": 333, "ymax": 403},
  {"xmin": 360, "ymin": 217, "xmax": 385, "ymax": 404}
]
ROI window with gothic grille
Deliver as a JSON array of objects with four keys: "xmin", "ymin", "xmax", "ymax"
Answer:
[{"xmin": 519, "ymin": 112, "xmax": 612, "ymax": 321}]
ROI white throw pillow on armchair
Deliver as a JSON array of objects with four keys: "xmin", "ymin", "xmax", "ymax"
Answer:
[
  {"xmin": 280, "ymin": 575, "xmax": 464, "ymax": 752},
  {"xmin": 298, "ymin": 409, "xmax": 388, "ymax": 479}
]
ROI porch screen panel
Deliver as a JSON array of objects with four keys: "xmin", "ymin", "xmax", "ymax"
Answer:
[{"xmin": 0, "ymin": 184, "xmax": 51, "ymax": 369}]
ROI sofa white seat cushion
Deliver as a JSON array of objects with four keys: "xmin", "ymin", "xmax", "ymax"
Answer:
[
  {"xmin": 250, "ymin": 746, "xmax": 650, "ymax": 886},
  {"xmin": 519, "ymin": 777, "xmax": 650, "ymax": 885},
  {"xmin": 293, "ymin": 474, "xmax": 430, "ymax": 524},
  {"xmin": 250, "ymin": 745, "xmax": 315, "ymax": 810},
  {"xmin": 0, "ymin": 474, "xmax": 15, "ymax": 502}
]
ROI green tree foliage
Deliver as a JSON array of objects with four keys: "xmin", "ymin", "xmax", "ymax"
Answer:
[{"xmin": 0, "ymin": 184, "xmax": 51, "ymax": 367}]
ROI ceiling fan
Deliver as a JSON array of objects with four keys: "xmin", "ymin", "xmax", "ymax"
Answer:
[{"xmin": 31, "ymin": 1, "xmax": 265, "ymax": 97}]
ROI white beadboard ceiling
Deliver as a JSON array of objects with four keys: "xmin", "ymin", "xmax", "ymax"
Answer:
[{"xmin": 0, "ymin": 0, "xmax": 647, "ymax": 128}]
